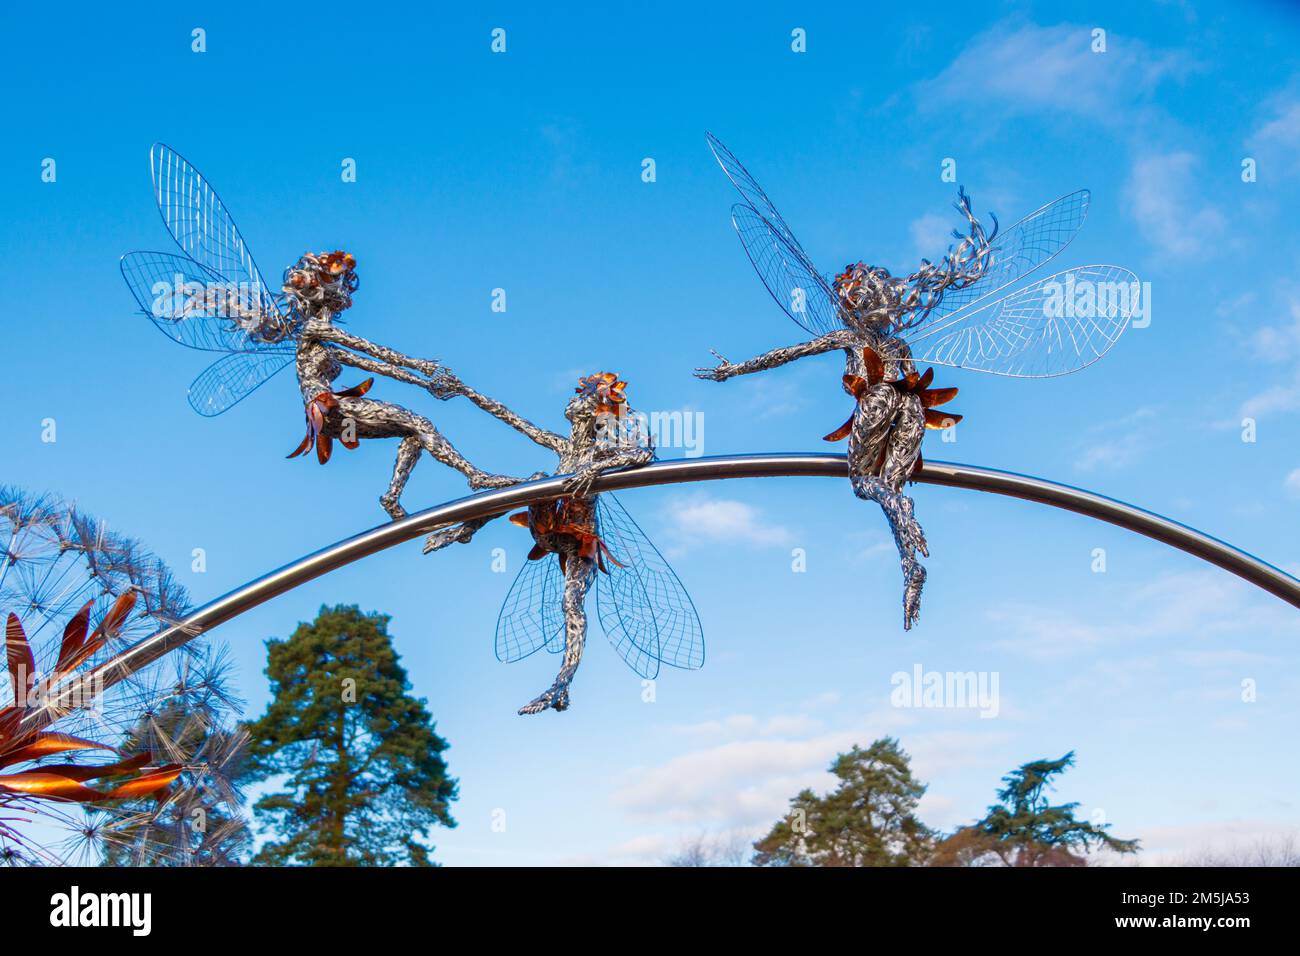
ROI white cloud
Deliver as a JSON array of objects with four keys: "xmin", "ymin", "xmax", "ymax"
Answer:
[
  {"xmin": 1134, "ymin": 822, "xmax": 1300, "ymax": 866},
  {"xmin": 671, "ymin": 713, "xmax": 761, "ymax": 737},
  {"xmin": 987, "ymin": 569, "xmax": 1300, "ymax": 662},
  {"xmin": 1286, "ymin": 468, "xmax": 1300, "ymax": 498},
  {"xmin": 800, "ymin": 690, "xmax": 842, "ymax": 710},
  {"xmin": 1123, "ymin": 152, "xmax": 1226, "ymax": 258},
  {"xmin": 613, "ymin": 712, "xmax": 1005, "ymax": 830},
  {"xmin": 662, "ymin": 494, "xmax": 793, "ymax": 552},
  {"xmin": 1238, "ymin": 378, "xmax": 1300, "ymax": 421},
  {"xmin": 917, "ymin": 22, "xmax": 1190, "ymax": 123},
  {"xmin": 671, "ymin": 712, "xmax": 826, "ymax": 739},
  {"xmin": 613, "ymin": 731, "xmax": 857, "ymax": 825},
  {"xmin": 558, "ymin": 833, "xmax": 674, "ymax": 867},
  {"xmin": 1247, "ymin": 86, "xmax": 1300, "ymax": 176},
  {"xmin": 1072, "ymin": 406, "xmax": 1157, "ymax": 472},
  {"xmin": 1074, "ymin": 433, "xmax": 1144, "ymax": 472},
  {"xmin": 1246, "ymin": 285, "xmax": 1300, "ymax": 362},
  {"xmin": 910, "ymin": 212, "xmax": 953, "ymax": 261}
]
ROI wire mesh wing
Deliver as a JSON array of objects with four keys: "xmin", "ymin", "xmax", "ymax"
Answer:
[
  {"xmin": 909, "ymin": 265, "xmax": 1140, "ymax": 377},
  {"xmin": 188, "ymin": 350, "xmax": 295, "ymax": 417},
  {"xmin": 901, "ymin": 189, "xmax": 1090, "ymax": 335},
  {"xmin": 732, "ymin": 203, "xmax": 841, "ymax": 337},
  {"xmin": 494, "ymin": 551, "xmax": 566, "ymax": 664},
  {"xmin": 121, "ymin": 251, "xmax": 288, "ymax": 353},
  {"xmin": 595, "ymin": 495, "xmax": 704, "ymax": 679},
  {"xmin": 708, "ymin": 133, "xmax": 842, "ymax": 337},
  {"xmin": 707, "ymin": 132, "xmax": 809, "ymax": 259},
  {"xmin": 149, "ymin": 143, "xmax": 290, "ymax": 340}
]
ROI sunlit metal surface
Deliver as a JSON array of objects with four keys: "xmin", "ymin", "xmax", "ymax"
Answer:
[{"xmin": 23, "ymin": 453, "xmax": 1298, "ymax": 732}]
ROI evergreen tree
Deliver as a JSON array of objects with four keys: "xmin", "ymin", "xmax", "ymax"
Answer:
[
  {"xmin": 931, "ymin": 752, "xmax": 1139, "ymax": 866},
  {"xmin": 243, "ymin": 605, "xmax": 457, "ymax": 866},
  {"xmin": 753, "ymin": 738, "xmax": 933, "ymax": 866}
]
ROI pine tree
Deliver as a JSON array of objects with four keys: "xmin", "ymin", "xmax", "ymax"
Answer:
[
  {"xmin": 243, "ymin": 605, "xmax": 457, "ymax": 866},
  {"xmin": 753, "ymin": 738, "xmax": 933, "ymax": 866},
  {"xmin": 931, "ymin": 752, "xmax": 1139, "ymax": 866}
]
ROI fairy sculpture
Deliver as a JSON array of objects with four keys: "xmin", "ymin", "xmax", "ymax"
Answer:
[
  {"xmin": 425, "ymin": 374, "xmax": 704, "ymax": 714},
  {"xmin": 697, "ymin": 134, "xmax": 1140, "ymax": 627},
  {"xmin": 121, "ymin": 145, "xmax": 514, "ymax": 520}
]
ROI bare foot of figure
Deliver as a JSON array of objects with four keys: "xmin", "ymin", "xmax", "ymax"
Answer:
[
  {"xmin": 518, "ymin": 683, "xmax": 570, "ymax": 715},
  {"xmin": 423, "ymin": 517, "xmax": 495, "ymax": 553}
]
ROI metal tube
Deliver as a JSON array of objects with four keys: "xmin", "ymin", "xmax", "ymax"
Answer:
[{"xmin": 22, "ymin": 453, "xmax": 1298, "ymax": 731}]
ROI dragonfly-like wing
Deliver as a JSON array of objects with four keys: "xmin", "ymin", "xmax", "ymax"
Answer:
[
  {"xmin": 188, "ymin": 350, "xmax": 295, "ymax": 417},
  {"xmin": 707, "ymin": 132, "xmax": 807, "ymax": 258},
  {"xmin": 908, "ymin": 265, "xmax": 1141, "ymax": 378},
  {"xmin": 732, "ymin": 204, "xmax": 841, "ymax": 337},
  {"xmin": 708, "ymin": 133, "xmax": 843, "ymax": 338},
  {"xmin": 495, "ymin": 552, "xmax": 566, "ymax": 664},
  {"xmin": 149, "ymin": 143, "xmax": 293, "ymax": 342},
  {"xmin": 900, "ymin": 189, "xmax": 1091, "ymax": 335},
  {"xmin": 595, "ymin": 495, "xmax": 704, "ymax": 680},
  {"xmin": 121, "ymin": 251, "xmax": 287, "ymax": 353}
]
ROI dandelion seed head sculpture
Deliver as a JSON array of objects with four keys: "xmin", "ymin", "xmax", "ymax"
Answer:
[{"xmin": 0, "ymin": 488, "xmax": 246, "ymax": 866}]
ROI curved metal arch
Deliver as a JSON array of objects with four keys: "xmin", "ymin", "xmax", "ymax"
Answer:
[{"xmin": 22, "ymin": 453, "xmax": 1299, "ymax": 732}]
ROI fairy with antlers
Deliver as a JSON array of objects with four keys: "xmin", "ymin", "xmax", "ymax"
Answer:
[
  {"xmin": 697, "ymin": 134, "xmax": 1138, "ymax": 627},
  {"xmin": 424, "ymin": 373, "xmax": 704, "ymax": 715},
  {"xmin": 121, "ymin": 144, "xmax": 516, "ymax": 520}
]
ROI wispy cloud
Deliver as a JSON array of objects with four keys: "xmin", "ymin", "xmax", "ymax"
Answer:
[
  {"xmin": 1247, "ymin": 82, "xmax": 1300, "ymax": 177},
  {"xmin": 909, "ymin": 212, "xmax": 953, "ymax": 261},
  {"xmin": 1123, "ymin": 152, "xmax": 1226, "ymax": 258},
  {"xmin": 613, "ymin": 712, "xmax": 1007, "ymax": 829},
  {"xmin": 661, "ymin": 493, "xmax": 793, "ymax": 553},
  {"xmin": 1238, "ymin": 377, "xmax": 1300, "ymax": 422},
  {"xmin": 987, "ymin": 569, "xmax": 1300, "ymax": 662},
  {"xmin": 916, "ymin": 22, "xmax": 1191, "ymax": 124},
  {"xmin": 613, "ymin": 730, "xmax": 858, "ymax": 825},
  {"xmin": 670, "ymin": 713, "xmax": 824, "ymax": 739},
  {"xmin": 1072, "ymin": 406, "xmax": 1158, "ymax": 472}
]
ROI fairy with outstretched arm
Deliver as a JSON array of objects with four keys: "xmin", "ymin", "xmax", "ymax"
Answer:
[
  {"xmin": 121, "ymin": 144, "xmax": 518, "ymax": 519},
  {"xmin": 697, "ymin": 133, "xmax": 1138, "ymax": 627}
]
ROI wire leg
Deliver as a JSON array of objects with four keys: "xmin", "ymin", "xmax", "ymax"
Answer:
[
  {"xmin": 422, "ymin": 514, "xmax": 500, "ymax": 553},
  {"xmin": 518, "ymin": 558, "xmax": 595, "ymax": 714},
  {"xmin": 414, "ymin": 426, "xmax": 516, "ymax": 491},
  {"xmin": 380, "ymin": 436, "xmax": 422, "ymax": 519},
  {"xmin": 852, "ymin": 474, "xmax": 928, "ymax": 630},
  {"xmin": 422, "ymin": 473, "xmax": 547, "ymax": 553}
]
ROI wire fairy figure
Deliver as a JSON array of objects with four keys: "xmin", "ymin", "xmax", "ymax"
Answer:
[
  {"xmin": 423, "ymin": 373, "xmax": 704, "ymax": 714},
  {"xmin": 696, "ymin": 134, "xmax": 1141, "ymax": 628},
  {"xmin": 121, "ymin": 144, "xmax": 516, "ymax": 520}
]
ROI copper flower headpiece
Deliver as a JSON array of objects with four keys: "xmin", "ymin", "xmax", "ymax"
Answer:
[
  {"xmin": 576, "ymin": 372, "xmax": 629, "ymax": 417},
  {"xmin": 284, "ymin": 250, "xmax": 360, "ymax": 315}
]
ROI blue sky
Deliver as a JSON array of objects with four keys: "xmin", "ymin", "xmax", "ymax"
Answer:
[{"xmin": 4, "ymin": 0, "xmax": 1300, "ymax": 864}]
